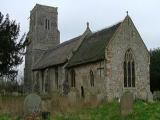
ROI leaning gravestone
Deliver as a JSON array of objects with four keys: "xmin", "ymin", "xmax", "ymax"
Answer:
[
  {"xmin": 23, "ymin": 93, "xmax": 42, "ymax": 120},
  {"xmin": 120, "ymin": 92, "xmax": 133, "ymax": 116}
]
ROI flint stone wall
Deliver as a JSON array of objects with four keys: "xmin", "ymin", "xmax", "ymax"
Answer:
[
  {"xmin": 68, "ymin": 61, "xmax": 106, "ymax": 102},
  {"xmin": 105, "ymin": 17, "xmax": 150, "ymax": 101}
]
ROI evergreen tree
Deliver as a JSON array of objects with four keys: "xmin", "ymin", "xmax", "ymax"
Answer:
[
  {"xmin": 0, "ymin": 12, "xmax": 25, "ymax": 80},
  {"xmin": 150, "ymin": 48, "xmax": 160, "ymax": 92}
]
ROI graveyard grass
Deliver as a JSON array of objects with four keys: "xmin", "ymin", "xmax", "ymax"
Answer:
[
  {"xmin": 0, "ymin": 100, "xmax": 160, "ymax": 120},
  {"xmin": 55, "ymin": 100, "xmax": 160, "ymax": 120}
]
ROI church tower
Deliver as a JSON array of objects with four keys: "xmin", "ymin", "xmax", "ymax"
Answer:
[{"xmin": 24, "ymin": 4, "xmax": 60, "ymax": 92}]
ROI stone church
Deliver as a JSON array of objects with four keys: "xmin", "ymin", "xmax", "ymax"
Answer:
[{"xmin": 24, "ymin": 4, "xmax": 151, "ymax": 101}]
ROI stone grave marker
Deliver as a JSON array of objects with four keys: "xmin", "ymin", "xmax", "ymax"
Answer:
[
  {"xmin": 148, "ymin": 91, "xmax": 153, "ymax": 102},
  {"xmin": 23, "ymin": 93, "xmax": 42, "ymax": 120},
  {"xmin": 120, "ymin": 92, "xmax": 133, "ymax": 116}
]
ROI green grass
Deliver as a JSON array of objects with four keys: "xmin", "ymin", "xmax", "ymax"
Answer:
[
  {"xmin": 0, "ymin": 114, "xmax": 21, "ymax": 120},
  {"xmin": 55, "ymin": 101, "xmax": 160, "ymax": 120},
  {"xmin": 1, "ymin": 101, "xmax": 160, "ymax": 120}
]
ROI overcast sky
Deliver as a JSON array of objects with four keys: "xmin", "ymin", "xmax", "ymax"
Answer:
[
  {"xmin": 1, "ymin": 0, "xmax": 160, "ymax": 77},
  {"xmin": 1, "ymin": 0, "xmax": 160, "ymax": 49}
]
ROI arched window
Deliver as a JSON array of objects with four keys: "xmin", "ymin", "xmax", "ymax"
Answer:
[
  {"xmin": 45, "ymin": 69, "xmax": 49, "ymax": 92},
  {"xmin": 124, "ymin": 49, "xmax": 135, "ymax": 87},
  {"xmin": 55, "ymin": 67, "xmax": 58, "ymax": 89},
  {"xmin": 90, "ymin": 70, "xmax": 94, "ymax": 87},
  {"xmin": 34, "ymin": 72, "xmax": 39, "ymax": 93},
  {"xmin": 70, "ymin": 69, "xmax": 75, "ymax": 87},
  {"xmin": 41, "ymin": 70, "xmax": 44, "ymax": 92},
  {"xmin": 81, "ymin": 86, "xmax": 85, "ymax": 98}
]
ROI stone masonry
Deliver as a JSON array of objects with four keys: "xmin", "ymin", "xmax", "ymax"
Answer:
[{"xmin": 24, "ymin": 4, "xmax": 60, "ymax": 92}]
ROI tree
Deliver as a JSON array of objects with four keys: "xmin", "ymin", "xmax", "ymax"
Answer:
[
  {"xmin": 150, "ymin": 48, "xmax": 160, "ymax": 92},
  {"xmin": 0, "ymin": 12, "xmax": 26, "ymax": 80}
]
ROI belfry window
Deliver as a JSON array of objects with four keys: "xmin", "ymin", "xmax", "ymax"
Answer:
[
  {"xmin": 90, "ymin": 70, "xmax": 94, "ymax": 87},
  {"xmin": 45, "ymin": 19, "xmax": 50, "ymax": 30},
  {"xmin": 124, "ymin": 49, "xmax": 135, "ymax": 87},
  {"xmin": 70, "ymin": 69, "xmax": 76, "ymax": 87}
]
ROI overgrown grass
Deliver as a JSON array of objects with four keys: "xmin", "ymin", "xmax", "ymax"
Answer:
[
  {"xmin": 55, "ymin": 100, "xmax": 160, "ymax": 120},
  {"xmin": 0, "ymin": 96, "xmax": 24, "ymax": 117},
  {"xmin": 1, "ymin": 101, "xmax": 160, "ymax": 120}
]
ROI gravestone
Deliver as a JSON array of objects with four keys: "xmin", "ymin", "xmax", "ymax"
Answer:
[
  {"xmin": 68, "ymin": 90, "xmax": 78, "ymax": 104},
  {"xmin": 120, "ymin": 92, "xmax": 133, "ymax": 116},
  {"xmin": 23, "ymin": 93, "xmax": 42, "ymax": 119},
  {"xmin": 147, "ymin": 91, "xmax": 153, "ymax": 102}
]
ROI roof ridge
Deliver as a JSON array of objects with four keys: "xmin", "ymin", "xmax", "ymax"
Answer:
[
  {"xmin": 92, "ymin": 21, "xmax": 122, "ymax": 35},
  {"xmin": 33, "ymin": 20, "xmax": 122, "ymax": 70}
]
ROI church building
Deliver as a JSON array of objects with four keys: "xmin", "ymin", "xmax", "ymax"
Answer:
[{"xmin": 24, "ymin": 4, "xmax": 151, "ymax": 101}]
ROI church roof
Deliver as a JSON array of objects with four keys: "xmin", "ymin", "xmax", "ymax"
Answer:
[
  {"xmin": 66, "ymin": 22, "xmax": 121, "ymax": 67},
  {"xmin": 33, "ymin": 21, "xmax": 121, "ymax": 70},
  {"xmin": 33, "ymin": 35, "xmax": 82, "ymax": 70}
]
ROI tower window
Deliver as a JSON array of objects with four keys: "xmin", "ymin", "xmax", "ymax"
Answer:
[
  {"xmin": 45, "ymin": 19, "xmax": 50, "ymax": 30},
  {"xmin": 48, "ymin": 20, "xmax": 50, "ymax": 30},
  {"xmin": 124, "ymin": 49, "xmax": 135, "ymax": 88},
  {"xmin": 45, "ymin": 19, "xmax": 47, "ymax": 29}
]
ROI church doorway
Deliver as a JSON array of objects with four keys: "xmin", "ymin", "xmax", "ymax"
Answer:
[{"xmin": 81, "ymin": 86, "xmax": 85, "ymax": 98}]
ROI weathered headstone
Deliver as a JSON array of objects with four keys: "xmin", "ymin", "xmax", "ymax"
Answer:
[
  {"xmin": 23, "ymin": 93, "xmax": 42, "ymax": 119},
  {"xmin": 120, "ymin": 92, "xmax": 133, "ymax": 116},
  {"xmin": 68, "ymin": 90, "xmax": 78, "ymax": 103},
  {"xmin": 147, "ymin": 91, "xmax": 153, "ymax": 102}
]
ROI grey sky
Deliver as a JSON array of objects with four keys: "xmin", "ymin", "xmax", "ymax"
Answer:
[
  {"xmin": 1, "ymin": 0, "xmax": 160, "ymax": 49},
  {"xmin": 1, "ymin": 0, "xmax": 160, "ymax": 78}
]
